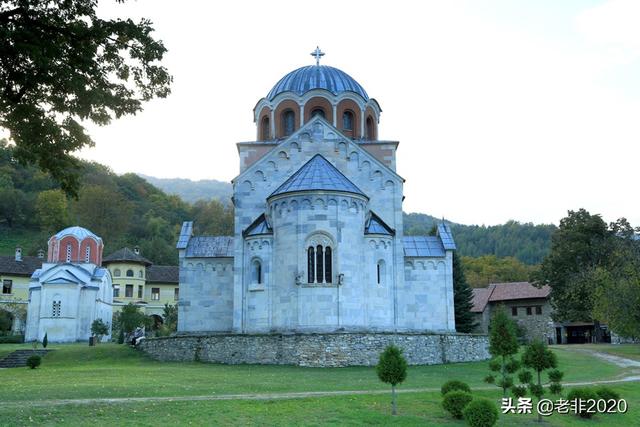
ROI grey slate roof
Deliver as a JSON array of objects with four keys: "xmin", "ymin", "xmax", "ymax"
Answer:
[
  {"xmin": 267, "ymin": 65, "xmax": 369, "ymax": 101},
  {"xmin": 54, "ymin": 226, "xmax": 101, "ymax": 242},
  {"xmin": 365, "ymin": 212, "xmax": 395, "ymax": 236},
  {"xmin": 103, "ymin": 247, "xmax": 152, "ymax": 266},
  {"xmin": 437, "ymin": 223, "xmax": 456, "ymax": 250},
  {"xmin": 243, "ymin": 214, "xmax": 272, "ymax": 237},
  {"xmin": 185, "ymin": 236, "xmax": 234, "ymax": 258},
  {"xmin": 403, "ymin": 236, "xmax": 446, "ymax": 257},
  {"xmin": 269, "ymin": 154, "xmax": 366, "ymax": 199},
  {"xmin": 176, "ymin": 221, "xmax": 193, "ymax": 249},
  {"xmin": 146, "ymin": 265, "xmax": 179, "ymax": 284},
  {"xmin": 0, "ymin": 256, "xmax": 43, "ymax": 277}
]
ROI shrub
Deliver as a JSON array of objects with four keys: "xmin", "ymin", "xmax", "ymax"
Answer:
[
  {"xmin": 26, "ymin": 355, "xmax": 41, "ymax": 369},
  {"xmin": 442, "ymin": 391, "xmax": 473, "ymax": 419},
  {"xmin": 117, "ymin": 329, "xmax": 125, "ymax": 344},
  {"xmin": 567, "ymin": 387, "xmax": 599, "ymax": 418},
  {"xmin": 42, "ymin": 332, "xmax": 48, "ymax": 348},
  {"xmin": 0, "ymin": 335, "xmax": 24, "ymax": 344},
  {"xmin": 463, "ymin": 398, "xmax": 499, "ymax": 427},
  {"xmin": 441, "ymin": 380, "xmax": 471, "ymax": 396},
  {"xmin": 549, "ymin": 382, "xmax": 562, "ymax": 394},
  {"xmin": 595, "ymin": 386, "xmax": 620, "ymax": 401}
]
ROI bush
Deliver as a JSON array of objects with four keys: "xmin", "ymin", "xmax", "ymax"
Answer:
[
  {"xmin": 442, "ymin": 391, "xmax": 473, "ymax": 419},
  {"xmin": 0, "ymin": 334, "xmax": 24, "ymax": 344},
  {"xmin": 117, "ymin": 329, "xmax": 125, "ymax": 344},
  {"xmin": 26, "ymin": 355, "xmax": 41, "ymax": 369},
  {"xmin": 567, "ymin": 387, "xmax": 599, "ymax": 418},
  {"xmin": 595, "ymin": 386, "xmax": 620, "ymax": 401},
  {"xmin": 549, "ymin": 382, "xmax": 562, "ymax": 394},
  {"xmin": 441, "ymin": 380, "xmax": 471, "ymax": 396},
  {"xmin": 463, "ymin": 398, "xmax": 499, "ymax": 427}
]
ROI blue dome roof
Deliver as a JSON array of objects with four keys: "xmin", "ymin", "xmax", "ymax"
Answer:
[
  {"xmin": 267, "ymin": 65, "xmax": 369, "ymax": 101},
  {"xmin": 54, "ymin": 226, "xmax": 101, "ymax": 241}
]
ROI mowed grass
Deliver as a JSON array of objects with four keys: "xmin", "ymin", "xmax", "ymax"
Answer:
[
  {"xmin": 577, "ymin": 344, "xmax": 640, "ymax": 362},
  {"xmin": 0, "ymin": 343, "xmax": 627, "ymax": 402},
  {"xmin": 1, "ymin": 384, "xmax": 638, "ymax": 426}
]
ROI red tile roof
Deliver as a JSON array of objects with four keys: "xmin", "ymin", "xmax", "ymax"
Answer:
[{"xmin": 471, "ymin": 282, "xmax": 550, "ymax": 313}]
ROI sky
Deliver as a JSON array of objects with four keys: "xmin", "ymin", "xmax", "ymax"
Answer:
[{"xmin": 76, "ymin": 0, "xmax": 640, "ymax": 226}]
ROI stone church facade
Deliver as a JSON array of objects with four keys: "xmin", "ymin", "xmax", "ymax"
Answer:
[{"xmin": 176, "ymin": 52, "xmax": 456, "ymax": 335}]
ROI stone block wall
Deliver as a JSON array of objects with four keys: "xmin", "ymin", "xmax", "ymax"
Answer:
[{"xmin": 139, "ymin": 332, "xmax": 489, "ymax": 367}]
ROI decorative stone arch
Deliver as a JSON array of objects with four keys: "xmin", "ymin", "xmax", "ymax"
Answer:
[
  {"xmin": 304, "ymin": 231, "xmax": 335, "ymax": 284},
  {"xmin": 336, "ymin": 98, "xmax": 361, "ymax": 138},
  {"xmin": 274, "ymin": 99, "xmax": 300, "ymax": 138},
  {"xmin": 304, "ymin": 96, "xmax": 333, "ymax": 124},
  {"xmin": 257, "ymin": 106, "xmax": 272, "ymax": 140},
  {"xmin": 250, "ymin": 257, "xmax": 263, "ymax": 285}
]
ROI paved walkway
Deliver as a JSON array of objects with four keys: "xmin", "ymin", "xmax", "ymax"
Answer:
[{"xmin": 2, "ymin": 350, "xmax": 639, "ymax": 409}]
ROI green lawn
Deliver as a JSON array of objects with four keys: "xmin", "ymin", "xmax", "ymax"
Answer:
[
  {"xmin": 0, "ymin": 226, "xmax": 43, "ymax": 256},
  {"xmin": 576, "ymin": 344, "xmax": 640, "ymax": 362},
  {"xmin": 0, "ymin": 343, "xmax": 638, "ymax": 426}
]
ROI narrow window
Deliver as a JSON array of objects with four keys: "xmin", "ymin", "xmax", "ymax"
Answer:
[
  {"xmin": 366, "ymin": 116, "xmax": 374, "ymax": 139},
  {"xmin": 113, "ymin": 285, "xmax": 120, "ymax": 298},
  {"xmin": 307, "ymin": 246, "xmax": 315, "ymax": 283},
  {"xmin": 324, "ymin": 247, "xmax": 332, "ymax": 283},
  {"xmin": 535, "ymin": 306, "xmax": 542, "ymax": 315},
  {"xmin": 125, "ymin": 284, "xmax": 133, "ymax": 298},
  {"xmin": 316, "ymin": 245, "xmax": 324, "ymax": 283},
  {"xmin": 52, "ymin": 301, "xmax": 61, "ymax": 317},
  {"xmin": 137, "ymin": 285, "xmax": 143, "ymax": 299},
  {"xmin": 251, "ymin": 260, "xmax": 262, "ymax": 284},
  {"xmin": 311, "ymin": 108, "xmax": 325, "ymax": 118},
  {"xmin": 261, "ymin": 116, "xmax": 270, "ymax": 140},
  {"xmin": 126, "ymin": 269, "xmax": 134, "ymax": 277},
  {"xmin": 85, "ymin": 246, "xmax": 91, "ymax": 262},
  {"xmin": 174, "ymin": 288, "xmax": 179, "ymax": 301},
  {"xmin": 2, "ymin": 279, "xmax": 12, "ymax": 294},
  {"xmin": 152, "ymin": 288, "xmax": 160, "ymax": 301},
  {"xmin": 526, "ymin": 307, "xmax": 532, "ymax": 316},
  {"xmin": 511, "ymin": 307, "xmax": 518, "ymax": 316},
  {"xmin": 283, "ymin": 110, "xmax": 295, "ymax": 136},
  {"xmin": 138, "ymin": 270, "xmax": 143, "ymax": 278},
  {"xmin": 66, "ymin": 244, "xmax": 72, "ymax": 262},
  {"xmin": 343, "ymin": 111, "xmax": 354, "ymax": 131}
]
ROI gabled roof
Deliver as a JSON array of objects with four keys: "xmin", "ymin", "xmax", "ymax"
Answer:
[
  {"xmin": 0, "ymin": 256, "xmax": 42, "ymax": 277},
  {"xmin": 269, "ymin": 154, "xmax": 366, "ymax": 199},
  {"xmin": 471, "ymin": 282, "xmax": 551, "ymax": 313},
  {"xmin": 365, "ymin": 212, "xmax": 395, "ymax": 236},
  {"xmin": 437, "ymin": 223, "xmax": 456, "ymax": 250},
  {"xmin": 103, "ymin": 248, "xmax": 152, "ymax": 266},
  {"xmin": 403, "ymin": 236, "xmax": 446, "ymax": 257},
  {"xmin": 146, "ymin": 265, "xmax": 179, "ymax": 284},
  {"xmin": 243, "ymin": 214, "xmax": 272, "ymax": 237},
  {"xmin": 185, "ymin": 236, "xmax": 234, "ymax": 258}
]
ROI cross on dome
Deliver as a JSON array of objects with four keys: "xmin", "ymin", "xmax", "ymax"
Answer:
[{"xmin": 310, "ymin": 46, "xmax": 325, "ymax": 66}]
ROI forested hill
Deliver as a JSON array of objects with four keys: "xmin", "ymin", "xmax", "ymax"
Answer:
[
  {"xmin": 0, "ymin": 141, "xmax": 553, "ymax": 266},
  {"xmin": 138, "ymin": 174, "xmax": 232, "ymax": 204},
  {"xmin": 404, "ymin": 213, "xmax": 556, "ymax": 265}
]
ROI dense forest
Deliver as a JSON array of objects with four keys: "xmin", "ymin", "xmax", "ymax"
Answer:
[{"xmin": 1, "ymin": 141, "xmax": 551, "ymax": 281}]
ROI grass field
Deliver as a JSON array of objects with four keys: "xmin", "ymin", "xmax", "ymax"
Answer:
[
  {"xmin": 0, "ymin": 343, "xmax": 638, "ymax": 426},
  {"xmin": 0, "ymin": 226, "xmax": 43, "ymax": 257}
]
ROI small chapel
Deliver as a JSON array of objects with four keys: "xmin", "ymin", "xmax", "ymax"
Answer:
[{"xmin": 176, "ymin": 49, "xmax": 456, "ymax": 334}]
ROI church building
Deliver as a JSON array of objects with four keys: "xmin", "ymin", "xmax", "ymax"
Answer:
[{"xmin": 177, "ymin": 50, "xmax": 456, "ymax": 334}]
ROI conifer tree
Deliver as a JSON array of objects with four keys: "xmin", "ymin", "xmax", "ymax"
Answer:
[
  {"xmin": 453, "ymin": 252, "xmax": 477, "ymax": 332},
  {"xmin": 485, "ymin": 305, "xmax": 520, "ymax": 396},
  {"xmin": 376, "ymin": 345, "xmax": 408, "ymax": 415}
]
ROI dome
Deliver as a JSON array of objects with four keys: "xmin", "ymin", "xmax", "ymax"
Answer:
[
  {"xmin": 267, "ymin": 65, "xmax": 369, "ymax": 101},
  {"xmin": 54, "ymin": 226, "xmax": 101, "ymax": 242}
]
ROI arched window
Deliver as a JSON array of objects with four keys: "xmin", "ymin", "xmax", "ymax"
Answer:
[
  {"xmin": 138, "ymin": 270, "xmax": 143, "ymax": 278},
  {"xmin": 85, "ymin": 246, "xmax": 91, "ymax": 263},
  {"xmin": 261, "ymin": 116, "xmax": 270, "ymax": 140},
  {"xmin": 342, "ymin": 111, "xmax": 354, "ymax": 131},
  {"xmin": 251, "ymin": 259, "xmax": 262, "ymax": 284},
  {"xmin": 366, "ymin": 116, "xmax": 374, "ymax": 140},
  {"xmin": 113, "ymin": 268, "xmax": 121, "ymax": 277},
  {"xmin": 126, "ymin": 269, "xmax": 134, "ymax": 277},
  {"xmin": 283, "ymin": 110, "xmax": 295, "ymax": 136},
  {"xmin": 311, "ymin": 108, "xmax": 325, "ymax": 119},
  {"xmin": 66, "ymin": 244, "xmax": 72, "ymax": 262},
  {"xmin": 306, "ymin": 236, "xmax": 333, "ymax": 284},
  {"xmin": 377, "ymin": 260, "xmax": 386, "ymax": 285}
]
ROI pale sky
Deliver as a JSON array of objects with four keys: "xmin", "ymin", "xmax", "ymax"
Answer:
[{"xmin": 76, "ymin": 0, "xmax": 640, "ymax": 226}]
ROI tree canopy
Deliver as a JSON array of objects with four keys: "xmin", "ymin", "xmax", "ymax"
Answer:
[
  {"xmin": 0, "ymin": 0, "xmax": 171, "ymax": 195},
  {"xmin": 452, "ymin": 252, "xmax": 477, "ymax": 332}
]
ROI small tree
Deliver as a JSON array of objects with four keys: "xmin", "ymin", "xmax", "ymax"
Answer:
[
  {"xmin": 522, "ymin": 340, "xmax": 563, "ymax": 422},
  {"xmin": 42, "ymin": 332, "xmax": 48, "ymax": 348},
  {"xmin": 115, "ymin": 303, "xmax": 150, "ymax": 336},
  {"xmin": 90, "ymin": 319, "xmax": 109, "ymax": 343},
  {"xmin": 26, "ymin": 355, "xmax": 41, "ymax": 369},
  {"xmin": 485, "ymin": 305, "xmax": 519, "ymax": 396},
  {"xmin": 117, "ymin": 328, "xmax": 125, "ymax": 344},
  {"xmin": 376, "ymin": 345, "xmax": 408, "ymax": 415}
]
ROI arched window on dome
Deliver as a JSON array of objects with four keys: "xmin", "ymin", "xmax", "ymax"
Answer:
[
  {"xmin": 342, "ymin": 111, "xmax": 354, "ymax": 131},
  {"xmin": 251, "ymin": 259, "xmax": 262, "ymax": 285},
  {"xmin": 126, "ymin": 269, "xmax": 134, "ymax": 277},
  {"xmin": 311, "ymin": 108, "xmax": 325, "ymax": 119},
  {"xmin": 282, "ymin": 110, "xmax": 295, "ymax": 136},
  {"xmin": 366, "ymin": 116, "xmax": 375, "ymax": 140},
  {"xmin": 260, "ymin": 116, "xmax": 270, "ymax": 140},
  {"xmin": 85, "ymin": 246, "xmax": 91, "ymax": 263},
  {"xmin": 66, "ymin": 244, "xmax": 72, "ymax": 262}
]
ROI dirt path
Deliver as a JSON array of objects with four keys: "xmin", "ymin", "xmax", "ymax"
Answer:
[{"xmin": 2, "ymin": 350, "xmax": 639, "ymax": 409}]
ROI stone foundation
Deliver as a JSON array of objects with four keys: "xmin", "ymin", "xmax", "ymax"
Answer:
[{"xmin": 139, "ymin": 332, "xmax": 489, "ymax": 367}]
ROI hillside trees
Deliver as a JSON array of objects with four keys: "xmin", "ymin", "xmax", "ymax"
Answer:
[
  {"xmin": 462, "ymin": 255, "xmax": 538, "ymax": 288},
  {"xmin": 0, "ymin": 0, "xmax": 171, "ymax": 195}
]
